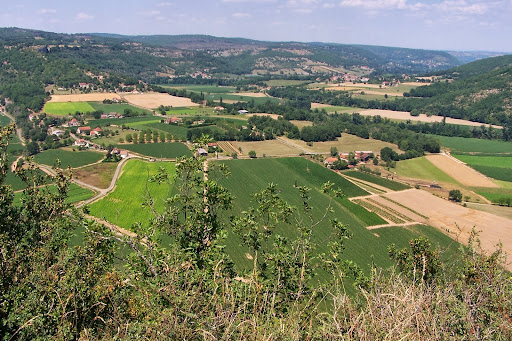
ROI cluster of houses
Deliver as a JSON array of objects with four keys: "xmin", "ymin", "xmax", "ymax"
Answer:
[
  {"xmin": 324, "ymin": 151, "xmax": 373, "ymax": 168},
  {"xmin": 77, "ymin": 126, "xmax": 103, "ymax": 136},
  {"xmin": 165, "ymin": 116, "xmax": 181, "ymax": 124}
]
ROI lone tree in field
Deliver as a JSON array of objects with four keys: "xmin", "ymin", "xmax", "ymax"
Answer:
[
  {"xmin": 248, "ymin": 150, "xmax": 257, "ymax": 158},
  {"xmin": 449, "ymin": 189, "xmax": 462, "ymax": 202}
]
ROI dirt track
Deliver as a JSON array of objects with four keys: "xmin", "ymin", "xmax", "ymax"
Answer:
[{"xmin": 426, "ymin": 154, "xmax": 498, "ymax": 188}]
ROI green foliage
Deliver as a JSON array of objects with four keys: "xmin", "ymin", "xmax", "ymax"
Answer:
[
  {"xmin": 437, "ymin": 135, "xmax": 512, "ymax": 153},
  {"xmin": 248, "ymin": 150, "xmax": 257, "ymax": 158},
  {"xmin": 449, "ymin": 189, "xmax": 463, "ymax": 202}
]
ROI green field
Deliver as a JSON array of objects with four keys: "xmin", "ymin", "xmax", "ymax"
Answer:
[
  {"xmin": 13, "ymin": 183, "xmax": 94, "ymax": 205},
  {"xmin": 87, "ymin": 116, "xmax": 160, "ymax": 128},
  {"xmin": 89, "ymin": 102, "xmax": 152, "ymax": 115},
  {"xmin": 142, "ymin": 123, "xmax": 189, "ymax": 140},
  {"xmin": 437, "ymin": 136, "xmax": 512, "ymax": 153},
  {"xmin": 473, "ymin": 187, "xmax": 512, "ymax": 203},
  {"xmin": 395, "ymin": 157, "xmax": 460, "ymax": 184},
  {"xmin": 89, "ymin": 160, "xmax": 176, "ymax": 229},
  {"xmin": 0, "ymin": 114, "xmax": 12, "ymax": 126},
  {"xmin": 34, "ymin": 149, "xmax": 104, "ymax": 168},
  {"xmin": 454, "ymin": 154, "xmax": 512, "ymax": 182},
  {"xmin": 43, "ymin": 102, "xmax": 95, "ymax": 116},
  {"xmin": 164, "ymin": 107, "xmax": 215, "ymax": 115},
  {"xmin": 216, "ymin": 158, "xmax": 458, "ymax": 274},
  {"xmin": 205, "ymin": 93, "xmax": 281, "ymax": 105},
  {"xmin": 313, "ymin": 105, "xmax": 364, "ymax": 114},
  {"xmin": 266, "ymin": 80, "xmax": 310, "ymax": 87},
  {"xmin": 121, "ymin": 142, "xmax": 192, "ymax": 158},
  {"xmin": 344, "ymin": 171, "xmax": 410, "ymax": 191}
]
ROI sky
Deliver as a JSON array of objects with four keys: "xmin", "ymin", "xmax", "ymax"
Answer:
[{"xmin": 1, "ymin": 0, "xmax": 512, "ymax": 52}]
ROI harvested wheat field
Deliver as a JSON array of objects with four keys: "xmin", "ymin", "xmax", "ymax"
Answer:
[
  {"xmin": 311, "ymin": 103, "xmax": 332, "ymax": 109},
  {"xmin": 384, "ymin": 189, "xmax": 512, "ymax": 270},
  {"xmin": 231, "ymin": 140, "xmax": 302, "ymax": 156},
  {"xmin": 123, "ymin": 92, "xmax": 199, "ymax": 109},
  {"xmin": 328, "ymin": 82, "xmax": 383, "ymax": 89},
  {"xmin": 426, "ymin": 154, "xmax": 499, "ymax": 188},
  {"xmin": 49, "ymin": 93, "xmax": 121, "ymax": 102},
  {"xmin": 359, "ymin": 109, "xmax": 502, "ymax": 128},
  {"xmin": 359, "ymin": 90, "xmax": 403, "ymax": 97}
]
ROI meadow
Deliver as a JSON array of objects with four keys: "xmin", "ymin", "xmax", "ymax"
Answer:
[
  {"xmin": 280, "ymin": 134, "xmax": 400, "ymax": 153},
  {"xmin": 34, "ymin": 149, "xmax": 104, "ymax": 168},
  {"xmin": 121, "ymin": 142, "xmax": 192, "ymax": 158},
  {"xmin": 13, "ymin": 183, "xmax": 95, "ymax": 205},
  {"xmin": 343, "ymin": 170, "xmax": 410, "ymax": 191},
  {"xmin": 164, "ymin": 107, "xmax": 216, "ymax": 115},
  {"xmin": 43, "ymin": 102, "xmax": 95, "ymax": 116},
  {"xmin": 89, "ymin": 160, "xmax": 176, "ymax": 229},
  {"xmin": 71, "ymin": 162, "xmax": 118, "ymax": 189},
  {"xmin": 89, "ymin": 102, "xmax": 152, "ymax": 115},
  {"xmin": 141, "ymin": 123, "xmax": 189, "ymax": 140},
  {"xmin": 204, "ymin": 93, "xmax": 280, "ymax": 105},
  {"xmin": 437, "ymin": 136, "xmax": 512, "ymax": 153},
  {"xmin": 87, "ymin": 116, "xmax": 159, "ymax": 128},
  {"xmin": 161, "ymin": 84, "xmax": 237, "ymax": 93},
  {"xmin": 454, "ymin": 154, "xmax": 512, "ymax": 182},
  {"xmin": 395, "ymin": 157, "xmax": 460, "ymax": 184}
]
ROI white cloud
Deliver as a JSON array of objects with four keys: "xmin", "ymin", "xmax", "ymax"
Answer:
[
  {"xmin": 156, "ymin": 2, "xmax": 173, "ymax": 7},
  {"xmin": 39, "ymin": 9, "xmax": 57, "ymax": 14},
  {"xmin": 232, "ymin": 12, "xmax": 251, "ymax": 17},
  {"xmin": 434, "ymin": 0, "xmax": 488, "ymax": 15},
  {"xmin": 76, "ymin": 12, "xmax": 94, "ymax": 21},
  {"xmin": 323, "ymin": 3, "xmax": 337, "ymax": 8},
  {"xmin": 339, "ymin": 0, "xmax": 410, "ymax": 9},
  {"xmin": 139, "ymin": 10, "xmax": 161, "ymax": 16}
]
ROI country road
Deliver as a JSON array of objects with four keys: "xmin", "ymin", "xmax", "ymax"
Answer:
[{"xmin": 1, "ymin": 110, "xmax": 26, "ymax": 146}]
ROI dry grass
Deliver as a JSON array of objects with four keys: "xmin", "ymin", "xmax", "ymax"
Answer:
[
  {"xmin": 280, "ymin": 134, "xmax": 400, "ymax": 154},
  {"xmin": 71, "ymin": 162, "xmax": 118, "ymax": 189},
  {"xmin": 49, "ymin": 93, "xmax": 122, "ymax": 102},
  {"xmin": 123, "ymin": 92, "xmax": 200, "ymax": 109},
  {"xmin": 359, "ymin": 109, "xmax": 503, "ymax": 128},
  {"xmin": 230, "ymin": 140, "xmax": 302, "ymax": 156},
  {"xmin": 290, "ymin": 120, "xmax": 313, "ymax": 128},
  {"xmin": 245, "ymin": 113, "xmax": 281, "ymax": 120},
  {"xmin": 235, "ymin": 92, "xmax": 269, "ymax": 98}
]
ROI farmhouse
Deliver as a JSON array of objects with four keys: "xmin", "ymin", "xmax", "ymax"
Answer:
[
  {"xmin": 74, "ymin": 139, "xmax": 90, "ymax": 148},
  {"xmin": 208, "ymin": 142, "xmax": 218, "ymax": 149},
  {"xmin": 324, "ymin": 157, "xmax": 338, "ymax": 168},
  {"xmin": 166, "ymin": 116, "xmax": 181, "ymax": 124},
  {"xmin": 77, "ymin": 126, "xmax": 91, "ymax": 135},
  {"xmin": 355, "ymin": 151, "xmax": 372, "ymax": 162},
  {"xmin": 120, "ymin": 150, "xmax": 129, "ymax": 159},
  {"xmin": 67, "ymin": 118, "xmax": 80, "ymax": 127},
  {"xmin": 90, "ymin": 127, "xmax": 103, "ymax": 136},
  {"xmin": 214, "ymin": 106, "xmax": 225, "ymax": 111}
]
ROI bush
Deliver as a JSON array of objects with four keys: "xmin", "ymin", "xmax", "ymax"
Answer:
[{"xmin": 449, "ymin": 189, "xmax": 462, "ymax": 202}]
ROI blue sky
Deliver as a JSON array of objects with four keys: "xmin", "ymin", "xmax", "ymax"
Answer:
[{"xmin": 1, "ymin": 0, "xmax": 511, "ymax": 52}]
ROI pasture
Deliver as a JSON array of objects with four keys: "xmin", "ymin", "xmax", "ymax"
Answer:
[
  {"xmin": 34, "ymin": 149, "xmax": 104, "ymax": 168},
  {"xmin": 395, "ymin": 157, "xmax": 460, "ymax": 184},
  {"xmin": 165, "ymin": 107, "xmax": 215, "ymax": 115},
  {"xmin": 215, "ymin": 158, "xmax": 459, "ymax": 274},
  {"xmin": 121, "ymin": 142, "xmax": 192, "ymax": 158},
  {"xmin": 89, "ymin": 102, "xmax": 152, "ymax": 115},
  {"xmin": 13, "ymin": 183, "xmax": 95, "ymax": 205},
  {"xmin": 437, "ymin": 136, "xmax": 512, "ymax": 153},
  {"xmin": 343, "ymin": 170, "xmax": 410, "ymax": 191},
  {"xmin": 89, "ymin": 160, "xmax": 176, "ymax": 229},
  {"xmin": 43, "ymin": 102, "xmax": 95, "ymax": 116},
  {"xmin": 454, "ymin": 154, "xmax": 512, "ymax": 182}
]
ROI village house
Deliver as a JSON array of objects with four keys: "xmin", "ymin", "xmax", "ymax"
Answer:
[
  {"xmin": 214, "ymin": 106, "xmax": 225, "ymax": 111},
  {"xmin": 67, "ymin": 118, "xmax": 79, "ymax": 127},
  {"xmin": 90, "ymin": 127, "xmax": 103, "ymax": 136},
  {"xmin": 28, "ymin": 113, "xmax": 38, "ymax": 121},
  {"xmin": 74, "ymin": 139, "xmax": 90, "ymax": 148},
  {"xmin": 77, "ymin": 126, "xmax": 91, "ymax": 135},
  {"xmin": 323, "ymin": 157, "xmax": 338, "ymax": 168},
  {"xmin": 120, "ymin": 150, "xmax": 129, "ymax": 158},
  {"xmin": 166, "ymin": 116, "xmax": 181, "ymax": 124},
  {"xmin": 355, "ymin": 151, "xmax": 372, "ymax": 162},
  {"xmin": 208, "ymin": 142, "xmax": 218, "ymax": 149}
]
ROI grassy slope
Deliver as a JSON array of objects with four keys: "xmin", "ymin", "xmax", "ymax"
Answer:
[
  {"xmin": 343, "ymin": 170, "xmax": 410, "ymax": 191},
  {"xmin": 89, "ymin": 160, "xmax": 176, "ymax": 229},
  {"xmin": 89, "ymin": 102, "xmax": 152, "ymax": 115},
  {"xmin": 34, "ymin": 149, "xmax": 104, "ymax": 168},
  {"xmin": 13, "ymin": 183, "xmax": 94, "ymax": 205},
  {"xmin": 121, "ymin": 142, "xmax": 192, "ymax": 158},
  {"xmin": 395, "ymin": 157, "xmax": 460, "ymax": 184},
  {"xmin": 43, "ymin": 102, "xmax": 95, "ymax": 115}
]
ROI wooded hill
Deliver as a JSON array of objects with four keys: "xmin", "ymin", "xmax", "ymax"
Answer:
[{"xmin": 403, "ymin": 55, "xmax": 512, "ymax": 125}]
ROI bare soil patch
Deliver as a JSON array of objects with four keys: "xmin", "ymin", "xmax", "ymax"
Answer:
[
  {"xmin": 384, "ymin": 189, "xmax": 512, "ymax": 270},
  {"xmin": 123, "ymin": 92, "xmax": 199, "ymax": 109},
  {"xmin": 235, "ymin": 92, "xmax": 269, "ymax": 98},
  {"xmin": 361, "ymin": 90, "xmax": 403, "ymax": 97},
  {"xmin": 358, "ymin": 109, "xmax": 502, "ymax": 128},
  {"xmin": 49, "ymin": 93, "xmax": 121, "ymax": 102},
  {"xmin": 426, "ymin": 154, "xmax": 499, "ymax": 188},
  {"xmin": 71, "ymin": 162, "xmax": 118, "ymax": 189},
  {"xmin": 311, "ymin": 103, "xmax": 332, "ymax": 109}
]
